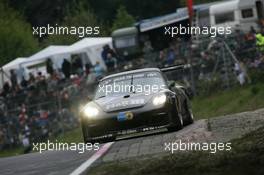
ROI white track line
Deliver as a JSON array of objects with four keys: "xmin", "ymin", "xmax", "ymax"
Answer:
[{"xmin": 70, "ymin": 142, "xmax": 114, "ymax": 175}]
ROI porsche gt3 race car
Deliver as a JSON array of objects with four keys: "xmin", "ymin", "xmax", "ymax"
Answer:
[{"xmin": 80, "ymin": 67, "xmax": 194, "ymax": 143}]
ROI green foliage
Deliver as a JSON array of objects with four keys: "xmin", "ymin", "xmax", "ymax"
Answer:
[
  {"xmin": 89, "ymin": 0, "xmax": 181, "ymax": 23},
  {"xmin": 111, "ymin": 5, "xmax": 135, "ymax": 32},
  {"xmin": 0, "ymin": 0, "xmax": 223, "ymax": 66},
  {"xmin": 0, "ymin": 1, "xmax": 39, "ymax": 66},
  {"xmin": 42, "ymin": 2, "xmax": 107, "ymax": 46}
]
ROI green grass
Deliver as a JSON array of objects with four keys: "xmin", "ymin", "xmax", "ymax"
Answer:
[
  {"xmin": 192, "ymin": 83, "xmax": 264, "ymax": 119},
  {"xmin": 0, "ymin": 147, "xmax": 24, "ymax": 158},
  {"xmin": 50, "ymin": 127, "xmax": 83, "ymax": 143},
  {"xmin": 0, "ymin": 128, "xmax": 83, "ymax": 158},
  {"xmin": 89, "ymin": 127, "xmax": 264, "ymax": 175}
]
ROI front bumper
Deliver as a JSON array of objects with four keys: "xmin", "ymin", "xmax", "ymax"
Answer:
[{"xmin": 82, "ymin": 104, "xmax": 173, "ymax": 136}]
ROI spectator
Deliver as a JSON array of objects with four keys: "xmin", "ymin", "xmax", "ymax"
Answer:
[
  {"xmin": 166, "ymin": 48, "xmax": 176, "ymax": 65},
  {"xmin": 159, "ymin": 50, "xmax": 166, "ymax": 61},
  {"xmin": 10, "ymin": 69, "xmax": 18, "ymax": 89},
  {"xmin": 22, "ymin": 124, "xmax": 31, "ymax": 153},
  {"xmin": 101, "ymin": 45, "xmax": 109, "ymax": 64},
  {"xmin": 106, "ymin": 53, "xmax": 117, "ymax": 71},
  {"xmin": 28, "ymin": 73, "xmax": 35, "ymax": 84},
  {"xmin": 46, "ymin": 58, "xmax": 54, "ymax": 76},
  {"xmin": 36, "ymin": 72, "xmax": 47, "ymax": 92},
  {"xmin": 72, "ymin": 57, "xmax": 83, "ymax": 76},
  {"xmin": 36, "ymin": 72, "xmax": 45, "ymax": 82},
  {"xmin": 256, "ymin": 33, "xmax": 264, "ymax": 52},
  {"xmin": 62, "ymin": 59, "xmax": 71, "ymax": 79},
  {"xmin": 2, "ymin": 82, "xmax": 10, "ymax": 96},
  {"xmin": 20, "ymin": 76, "xmax": 28, "ymax": 89},
  {"xmin": 19, "ymin": 104, "xmax": 28, "ymax": 126},
  {"xmin": 94, "ymin": 61, "xmax": 104, "ymax": 80},
  {"xmin": 85, "ymin": 63, "xmax": 91, "ymax": 76},
  {"xmin": 143, "ymin": 41, "xmax": 153, "ymax": 54},
  {"xmin": 101, "ymin": 44, "xmax": 118, "ymax": 69}
]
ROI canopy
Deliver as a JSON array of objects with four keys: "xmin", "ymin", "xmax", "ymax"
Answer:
[
  {"xmin": 20, "ymin": 37, "xmax": 112, "ymax": 77},
  {"xmin": 0, "ymin": 57, "xmax": 27, "ymax": 88},
  {"xmin": 138, "ymin": 10, "xmax": 189, "ymax": 32}
]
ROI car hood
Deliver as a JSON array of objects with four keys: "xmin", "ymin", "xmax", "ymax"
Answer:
[{"xmin": 94, "ymin": 93, "xmax": 153, "ymax": 112}]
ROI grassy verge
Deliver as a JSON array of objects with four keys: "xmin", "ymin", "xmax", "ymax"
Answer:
[
  {"xmin": 0, "ymin": 147, "xmax": 24, "ymax": 158},
  {"xmin": 192, "ymin": 83, "xmax": 264, "ymax": 119},
  {"xmin": 50, "ymin": 127, "xmax": 83, "ymax": 143},
  {"xmin": 0, "ymin": 128, "xmax": 83, "ymax": 158},
  {"xmin": 89, "ymin": 127, "xmax": 264, "ymax": 175}
]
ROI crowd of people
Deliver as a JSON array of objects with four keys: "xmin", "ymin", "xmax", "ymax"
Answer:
[
  {"xmin": 0, "ymin": 43, "xmax": 123, "ymax": 151},
  {"xmin": 155, "ymin": 27, "xmax": 264, "ymax": 87},
  {"xmin": 0, "ymin": 59, "xmax": 92, "ymax": 151}
]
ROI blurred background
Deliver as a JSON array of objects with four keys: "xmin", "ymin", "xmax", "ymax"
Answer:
[{"xmin": 0, "ymin": 0, "xmax": 264, "ymax": 155}]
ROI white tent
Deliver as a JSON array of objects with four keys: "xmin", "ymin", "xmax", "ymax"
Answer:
[
  {"xmin": 68, "ymin": 37, "xmax": 112, "ymax": 70},
  {"xmin": 20, "ymin": 37, "xmax": 112, "ymax": 77},
  {"xmin": 0, "ymin": 57, "xmax": 27, "ymax": 88},
  {"xmin": 20, "ymin": 45, "xmax": 70, "ymax": 77}
]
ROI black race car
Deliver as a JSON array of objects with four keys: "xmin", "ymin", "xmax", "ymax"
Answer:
[{"xmin": 80, "ymin": 67, "xmax": 194, "ymax": 143}]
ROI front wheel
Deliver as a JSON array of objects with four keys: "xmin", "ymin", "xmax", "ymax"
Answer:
[
  {"xmin": 183, "ymin": 100, "xmax": 194, "ymax": 125},
  {"xmin": 167, "ymin": 113, "xmax": 183, "ymax": 132}
]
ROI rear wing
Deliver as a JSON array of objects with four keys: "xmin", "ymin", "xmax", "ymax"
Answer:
[{"xmin": 160, "ymin": 64, "xmax": 191, "ymax": 73}]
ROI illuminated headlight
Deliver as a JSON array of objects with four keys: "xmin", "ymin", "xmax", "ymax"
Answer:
[
  {"xmin": 152, "ymin": 94, "xmax": 167, "ymax": 106},
  {"xmin": 83, "ymin": 106, "xmax": 99, "ymax": 118}
]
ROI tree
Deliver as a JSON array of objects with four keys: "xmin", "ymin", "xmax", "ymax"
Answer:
[
  {"xmin": 42, "ymin": 1, "xmax": 107, "ymax": 46},
  {"xmin": 111, "ymin": 5, "xmax": 135, "ymax": 32},
  {"xmin": 0, "ymin": 1, "xmax": 39, "ymax": 66}
]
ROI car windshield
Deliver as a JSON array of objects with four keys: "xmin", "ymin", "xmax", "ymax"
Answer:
[{"xmin": 94, "ymin": 71, "xmax": 167, "ymax": 99}]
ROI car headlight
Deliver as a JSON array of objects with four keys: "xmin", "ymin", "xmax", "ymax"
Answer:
[
  {"xmin": 152, "ymin": 94, "xmax": 167, "ymax": 106},
  {"xmin": 83, "ymin": 106, "xmax": 99, "ymax": 118}
]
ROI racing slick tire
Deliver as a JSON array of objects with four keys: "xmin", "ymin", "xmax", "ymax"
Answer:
[
  {"xmin": 182, "ymin": 100, "xmax": 194, "ymax": 126},
  {"xmin": 167, "ymin": 113, "xmax": 183, "ymax": 132}
]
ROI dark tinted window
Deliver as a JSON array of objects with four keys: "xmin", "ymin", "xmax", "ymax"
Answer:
[
  {"xmin": 215, "ymin": 12, "xmax": 235, "ymax": 24},
  {"xmin": 241, "ymin": 9, "xmax": 254, "ymax": 18}
]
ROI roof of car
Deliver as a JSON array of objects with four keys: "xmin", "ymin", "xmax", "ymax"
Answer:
[{"xmin": 100, "ymin": 68, "xmax": 161, "ymax": 81}]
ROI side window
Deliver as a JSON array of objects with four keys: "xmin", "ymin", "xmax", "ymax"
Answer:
[
  {"xmin": 115, "ymin": 36, "xmax": 136, "ymax": 49},
  {"xmin": 215, "ymin": 12, "xmax": 235, "ymax": 24},
  {"xmin": 241, "ymin": 8, "xmax": 254, "ymax": 18}
]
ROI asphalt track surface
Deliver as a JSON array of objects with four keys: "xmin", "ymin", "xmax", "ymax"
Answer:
[{"xmin": 0, "ymin": 121, "xmax": 206, "ymax": 175}]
